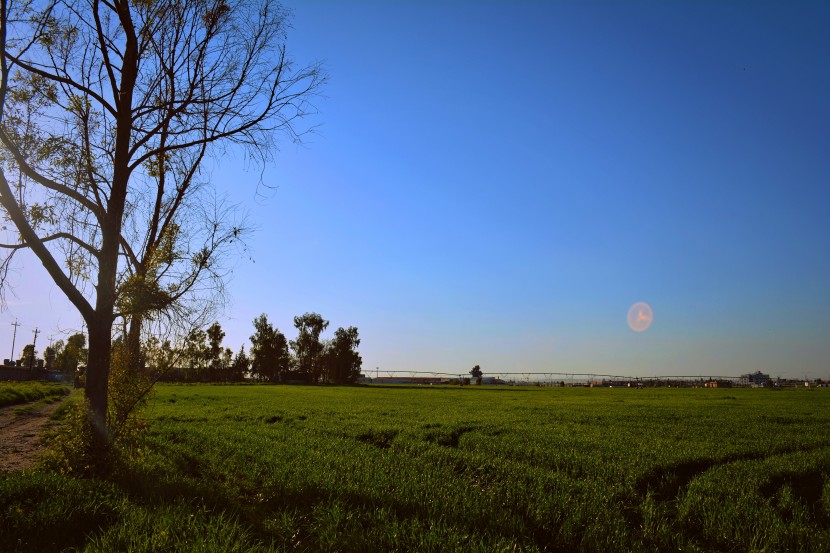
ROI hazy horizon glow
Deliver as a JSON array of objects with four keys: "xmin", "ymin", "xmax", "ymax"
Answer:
[{"xmin": 1, "ymin": 1, "xmax": 829, "ymax": 380}]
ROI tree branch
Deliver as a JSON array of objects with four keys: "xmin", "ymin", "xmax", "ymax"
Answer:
[
  {"xmin": 0, "ymin": 128, "xmax": 105, "ymax": 218},
  {"xmin": 92, "ymin": 0, "xmax": 120, "ymax": 105},
  {"xmin": 0, "ymin": 0, "xmax": 7, "ymax": 127},
  {"xmin": 0, "ymin": 231, "xmax": 99, "ymax": 257},
  {"xmin": 3, "ymin": 52, "xmax": 117, "ymax": 117},
  {"xmin": 0, "ymin": 172, "xmax": 94, "ymax": 321},
  {"xmin": 119, "ymin": 235, "xmax": 140, "ymax": 269}
]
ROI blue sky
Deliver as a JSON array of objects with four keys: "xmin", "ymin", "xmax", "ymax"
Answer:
[{"xmin": 2, "ymin": 1, "xmax": 829, "ymax": 379}]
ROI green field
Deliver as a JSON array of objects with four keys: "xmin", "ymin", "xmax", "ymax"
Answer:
[
  {"xmin": 2, "ymin": 384, "xmax": 829, "ymax": 552},
  {"xmin": 0, "ymin": 381, "xmax": 69, "ymax": 409}
]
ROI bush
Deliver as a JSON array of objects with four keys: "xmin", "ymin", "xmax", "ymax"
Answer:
[
  {"xmin": 41, "ymin": 344, "xmax": 153, "ymax": 475},
  {"xmin": 40, "ymin": 396, "xmax": 101, "ymax": 475},
  {"xmin": 107, "ymin": 343, "xmax": 153, "ymax": 449}
]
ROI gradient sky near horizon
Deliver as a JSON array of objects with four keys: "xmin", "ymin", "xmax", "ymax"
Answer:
[{"xmin": 1, "ymin": 1, "xmax": 828, "ymax": 379}]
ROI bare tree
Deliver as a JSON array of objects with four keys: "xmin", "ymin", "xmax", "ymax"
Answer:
[{"xmin": 0, "ymin": 0, "xmax": 323, "ymax": 439}]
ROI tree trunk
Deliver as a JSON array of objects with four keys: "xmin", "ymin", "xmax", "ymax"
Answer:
[
  {"xmin": 85, "ymin": 315, "xmax": 112, "ymax": 438},
  {"xmin": 81, "ymin": 0, "xmax": 138, "ymax": 443},
  {"xmin": 84, "ymin": 209, "xmax": 122, "ymax": 441},
  {"xmin": 127, "ymin": 314, "xmax": 143, "ymax": 366}
]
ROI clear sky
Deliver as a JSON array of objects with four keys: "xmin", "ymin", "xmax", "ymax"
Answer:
[{"xmin": 2, "ymin": 1, "xmax": 829, "ymax": 379}]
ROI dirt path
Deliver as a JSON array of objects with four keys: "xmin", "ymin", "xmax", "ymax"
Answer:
[{"xmin": 0, "ymin": 399, "xmax": 66, "ymax": 472}]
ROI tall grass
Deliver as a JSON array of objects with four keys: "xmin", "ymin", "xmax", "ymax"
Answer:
[
  {"xmin": 1, "ymin": 385, "xmax": 828, "ymax": 552},
  {"xmin": 0, "ymin": 381, "xmax": 69, "ymax": 409}
]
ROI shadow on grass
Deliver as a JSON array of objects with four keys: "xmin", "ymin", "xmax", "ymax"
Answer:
[
  {"xmin": 100, "ymin": 445, "xmax": 592, "ymax": 553},
  {"xmin": 0, "ymin": 471, "xmax": 121, "ymax": 553},
  {"xmin": 760, "ymin": 470, "xmax": 828, "ymax": 525},
  {"xmin": 422, "ymin": 424, "xmax": 476, "ymax": 448},
  {"xmin": 356, "ymin": 428, "xmax": 398, "ymax": 448}
]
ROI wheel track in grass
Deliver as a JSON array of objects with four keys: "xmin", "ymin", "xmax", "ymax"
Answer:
[
  {"xmin": 624, "ymin": 440, "xmax": 830, "ymax": 550},
  {"xmin": 633, "ymin": 440, "xmax": 830, "ymax": 504}
]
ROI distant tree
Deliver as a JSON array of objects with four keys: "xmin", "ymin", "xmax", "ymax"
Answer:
[
  {"xmin": 21, "ymin": 344, "xmax": 37, "ymax": 368},
  {"xmin": 221, "ymin": 347, "xmax": 234, "ymax": 380},
  {"xmin": 291, "ymin": 313, "xmax": 329, "ymax": 383},
  {"xmin": 55, "ymin": 333, "xmax": 87, "ymax": 375},
  {"xmin": 182, "ymin": 329, "xmax": 209, "ymax": 381},
  {"xmin": 470, "ymin": 365, "xmax": 483, "ymax": 385},
  {"xmin": 44, "ymin": 345, "xmax": 57, "ymax": 370},
  {"xmin": 231, "ymin": 346, "xmax": 251, "ymax": 382},
  {"xmin": 144, "ymin": 336, "xmax": 175, "ymax": 378},
  {"xmin": 206, "ymin": 322, "xmax": 226, "ymax": 380},
  {"xmin": 322, "ymin": 326, "xmax": 362, "ymax": 384},
  {"xmin": 50, "ymin": 340, "xmax": 65, "ymax": 368},
  {"xmin": 250, "ymin": 314, "xmax": 291, "ymax": 382}
]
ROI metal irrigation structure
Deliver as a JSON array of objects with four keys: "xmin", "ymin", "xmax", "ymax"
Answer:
[{"xmin": 365, "ymin": 370, "xmax": 747, "ymax": 387}]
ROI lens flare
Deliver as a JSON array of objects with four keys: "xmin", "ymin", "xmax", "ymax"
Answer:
[{"xmin": 627, "ymin": 302, "xmax": 654, "ymax": 333}]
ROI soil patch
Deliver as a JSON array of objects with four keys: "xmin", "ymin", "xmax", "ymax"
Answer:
[{"xmin": 0, "ymin": 399, "xmax": 66, "ymax": 471}]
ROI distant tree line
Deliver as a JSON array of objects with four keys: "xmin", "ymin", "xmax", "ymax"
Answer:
[
  {"xmin": 152, "ymin": 312, "xmax": 362, "ymax": 385},
  {"xmin": 9, "ymin": 333, "xmax": 88, "ymax": 374}
]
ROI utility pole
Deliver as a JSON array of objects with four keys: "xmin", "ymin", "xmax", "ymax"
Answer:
[
  {"xmin": 30, "ymin": 327, "xmax": 39, "ymax": 369},
  {"xmin": 10, "ymin": 320, "xmax": 20, "ymax": 362}
]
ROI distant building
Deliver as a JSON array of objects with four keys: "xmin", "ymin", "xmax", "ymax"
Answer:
[
  {"xmin": 705, "ymin": 380, "xmax": 733, "ymax": 388},
  {"xmin": 740, "ymin": 371, "xmax": 771, "ymax": 387}
]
